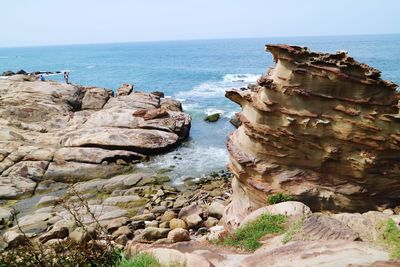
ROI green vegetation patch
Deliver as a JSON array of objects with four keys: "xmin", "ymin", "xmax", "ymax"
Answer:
[
  {"xmin": 215, "ymin": 213, "xmax": 286, "ymax": 251},
  {"xmin": 119, "ymin": 252, "xmax": 160, "ymax": 267},
  {"xmin": 380, "ymin": 219, "xmax": 400, "ymax": 259},
  {"xmin": 282, "ymin": 216, "xmax": 304, "ymax": 244},
  {"xmin": 267, "ymin": 193, "xmax": 292, "ymax": 205}
]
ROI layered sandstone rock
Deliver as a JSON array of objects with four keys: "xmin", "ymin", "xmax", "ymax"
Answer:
[
  {"xmin": 0, "ymin": 77, "xmax": 190, "ymax": 199},
  {"xmin": 224, "ymin": 44, "xmax": 399, "ymax": 228}
]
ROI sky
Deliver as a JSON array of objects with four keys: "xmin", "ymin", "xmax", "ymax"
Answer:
[{"xmin": 1, "ymin": 0, "xmax": 400, "ymax": 47}]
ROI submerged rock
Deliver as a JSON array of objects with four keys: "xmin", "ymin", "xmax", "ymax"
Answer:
[
  {"xmin": 224, "ymin": 44, "xmax": 400, "ymax": 228},
  {"xmin": 204, "ymin": 113, "xmax": 220, "ymax": 122}
]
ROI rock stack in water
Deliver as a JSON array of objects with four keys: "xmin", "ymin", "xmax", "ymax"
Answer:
[{"xmin": 224, "ymin": 44, "xmax": 400, "ymax": 228}]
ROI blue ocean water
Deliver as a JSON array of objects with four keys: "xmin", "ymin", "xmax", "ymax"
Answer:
[{"xmin": 1, "ymin": 34, "xmax": 399, "ymax": 182}]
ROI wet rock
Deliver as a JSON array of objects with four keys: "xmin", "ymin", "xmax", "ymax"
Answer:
[
  {"xmin": 1, "ymin": 70, "xmax": 15, "ymax": 76},
  {"xmin": 204, "ymin": 113, "xmax": 220, "ymax": 122},
  {"xmin": 142, "ymin": 227, "xmax": 170, "ymax": 241},
  {"xmin": 229, "ymin": 114, "xmax": 242, "ymax": 128},
  {"xmin": 167, "ymin": 228, "xmax": 190, "ymax": 242}
]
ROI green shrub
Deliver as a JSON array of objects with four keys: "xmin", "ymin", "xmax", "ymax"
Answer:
[
  {"xmin": 267, "ymin": 193, "xmax": 292, "ymax": 205},
  {"xmin": 118, "ymin": 253, "xmax": 160, "ymax": 267},
  {"xmin": 215, "ymin": 213, "xmax": 286, "ymax": 251},
  {"xmin": 380, "ymin": 219, "xmax": 400, "ymax": 259}
]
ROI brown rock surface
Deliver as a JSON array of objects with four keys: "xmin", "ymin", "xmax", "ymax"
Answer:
[
  {"xmin": 224, "ymin": 44, "xmax": 400, "ymax": 228},
  {"xmin": 0, "ymin": 78, "xmax": 191, "ymax": 199}
]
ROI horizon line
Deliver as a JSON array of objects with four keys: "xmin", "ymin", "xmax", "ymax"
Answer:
[{"xmin": 1, "ymin": 32, "xmax": 399, "ymax": 49}]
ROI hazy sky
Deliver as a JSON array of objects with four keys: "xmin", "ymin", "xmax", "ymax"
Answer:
[{"xmin": 1, "ymin": 0, "xmax": 399, "ymax": 47}]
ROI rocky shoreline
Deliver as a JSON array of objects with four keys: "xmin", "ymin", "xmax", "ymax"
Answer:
[
  {"xmin": 0, "ymin": 75, "xmax": 190, "ymax": 200},
  {"xmin": 0, "ymin": 45, "xmax": 400, "ymax": 267}
]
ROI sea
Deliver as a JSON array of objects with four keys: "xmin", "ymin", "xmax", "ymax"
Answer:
[{"xmin": 1, "ymin": 34, "xmax": 399, "ymax": 183}]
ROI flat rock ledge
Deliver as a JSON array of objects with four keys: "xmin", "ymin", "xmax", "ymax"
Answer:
[
  {"xmin": 0, "ymin": 76, "xmax": 191, "ymax": 199},
  {"xmin": 224, "ymin": 44, "xmax": 400, "ymax": 228}
]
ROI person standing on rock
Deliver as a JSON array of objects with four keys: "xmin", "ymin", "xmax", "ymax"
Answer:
[{"xmin": 63, "ymin": 71, "xmax": 69, "ymax": 84}]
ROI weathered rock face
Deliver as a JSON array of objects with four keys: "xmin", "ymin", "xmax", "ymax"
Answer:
[
  {"xmin": 224, "ymin": 44, "xmax": 399, "ymax": 228},
  {"xmin": 0, "ymin": 78, "xmax": 191, "ymax": 199}
]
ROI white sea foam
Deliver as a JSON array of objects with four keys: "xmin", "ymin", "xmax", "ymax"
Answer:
[
  {"xmin": 139, "ymin": 144, "xmax": 229, "ymax": 184},
  {"xmin": 223, "ymin": 73, "xmax": 260, "ymax": 83},
  {"xmin": 176, "ymin": 73, "xmax": 260, "ymax": 99}
]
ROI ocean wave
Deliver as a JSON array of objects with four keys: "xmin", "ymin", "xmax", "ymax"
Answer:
[
  {"xmin": 223, "ymin": 73, "xmax": 260, "ymax": 83},
  {"xmin": 138, "ymin": 144, "xmax": 229, "ymax": 184},
  {"xmin": 176, "ymin": 73, "xmax": 260, "ymax": 99}
]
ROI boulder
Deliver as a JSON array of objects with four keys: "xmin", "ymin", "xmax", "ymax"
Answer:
[
  {"xmin": 112, "ymin": 226, "xmax": 133, "ymax": 239},
  {"xmin": 39, "ymin": 227, "xmax": 69, "ymax": 243},
  {"xmin": 69, "ymin": 226, "xmax": 97, "ymax": 243},
  {"xmin": 167, "ymin": 228, "xmax": 190, "ymax": 242},
  {"xmin": 131, "ymin": 213, "xmax": 156, "ymax": 221},
  {"xmin": 204, "ymin": 113, "xmax": 220, "ymax": 122},
  {"xmin": 208, "ymin": 201, "xmax": 225, "ymax": 219},
  {"xmin": 3, "ymin": 230, "xmax": 27, "ymax": 248},
  {"xmin": 0, "ymin": 207, "xmax": 12, "ymax": 224},
  {"xmin": 170, "ymin": 218, "xmax": 187, "ymax": 229},
  {"xmin": 178, "ymin": 204, "xmax": 202, "ymax": 220},
  {"xmin": 116, "ymin": 83, "xmax": 133, "ymax": 96},
  {"xmin": 204, "ymin": 217, "xmax": 219, "ymax": 228},
  {"xmin": 81, "ymin": 87, "xmax": 110, "ymax": 110},
  {"xmin": 185, "ymin": 214, "xmax": 203, "ymax": 229},
  {"xmin": 142, "ymin": 227, "xmax": 170, "ymax": 241},
  {"xmin": 161, "ymin": 210, "xmax": 177, "ymax": 222}
]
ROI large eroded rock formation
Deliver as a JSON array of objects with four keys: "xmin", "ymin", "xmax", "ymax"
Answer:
[
  {"xmin": 0, "ymin": 75, "xmax": 190, "ymax": 199},
  {"xmin": 224, "ymin": 44, "xmax": 399, "ymax": 228}
]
